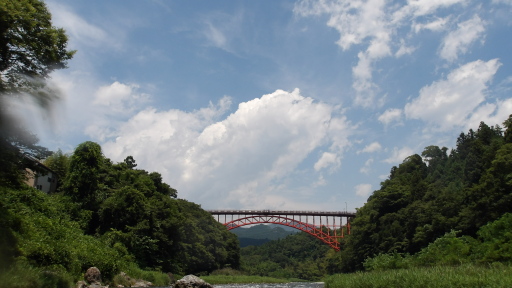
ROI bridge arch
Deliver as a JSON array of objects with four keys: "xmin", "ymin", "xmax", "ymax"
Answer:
[{"xmin": 208, "ymin": 210, "xmax": 355, "ymax": 251}]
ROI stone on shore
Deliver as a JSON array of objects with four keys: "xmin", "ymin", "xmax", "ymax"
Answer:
[
  {"xmin": 174, "ymin": 275, "xmax": 213, "ymax": 288},
  {"xmin": 77, "ymin": 267, "xmax": 108, "ymax": 288},
  {"xmin": 84, "ymin": 267, "xmax": 102, "ymax": 285}
]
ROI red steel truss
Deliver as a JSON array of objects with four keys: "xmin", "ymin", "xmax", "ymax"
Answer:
[{"xmin": 208, "ymin": 210, "xmax": 356, "ymax": 251}]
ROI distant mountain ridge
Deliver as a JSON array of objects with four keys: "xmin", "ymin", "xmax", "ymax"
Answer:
[{"xmin": 230, "ymin": 224, "xmax": 298, "ymax": 247}]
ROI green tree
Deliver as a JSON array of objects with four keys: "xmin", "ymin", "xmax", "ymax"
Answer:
[
  {"xmin": 504, "ymin": 114, "xmax": 512, "ymax": 143},
  {"xmin": 124, "ymin": 156, "xmax": 137, "ymax": 169},
  {"xmin": 64, "ymin": 142, "xmax": 104, "ymax": 206},
  {"xmin": 149, "ymin": 172, "xmax": 177, "ymax": 198},
  {"xmin": 63, "ymin": 141, "xmax": 109, "ymax": 233},
  {"xmin": 0, "ymin": 0, "xmax": 74, "ymax": 102},
  {"xmin": 477, "ymin": 213, "xmax": 512, "ymax": 262},
  {"xmin": 0, "ymin": 0, "xmax": 74, "ymax": 187},
  {"xmin": 43, "ymin": 148, "xmax": 70, "ymax": 191}
]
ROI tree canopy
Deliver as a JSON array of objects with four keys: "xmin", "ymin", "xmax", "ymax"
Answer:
[
  {"xmin": 0, "ymin": 0, "xmax": 74, "ymax": 102},
  {"xmin": 340, "ymin": 115, "xmax": 512, "ymax": 272},
  {"xmin": 0, "ymin": 0, "xmax": 74, "ymax": 188}
]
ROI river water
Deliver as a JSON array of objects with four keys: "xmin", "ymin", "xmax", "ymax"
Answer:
[
  {"xmin": 152, "ymin": 282, "xmax": 324, "ymax": 288},
  {"xmin": 214, "ymin": 283, "xmax": 324, "ymax": 288}
]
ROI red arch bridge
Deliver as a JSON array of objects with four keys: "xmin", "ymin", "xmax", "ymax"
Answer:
[{"xmin": 207, "ymin": 210, "xmax": 356, "ymax": 251}]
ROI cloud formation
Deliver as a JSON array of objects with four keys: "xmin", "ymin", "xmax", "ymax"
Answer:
[
  {"xmin": 100, "ymin": 89, "xmax": 353, "ymax": 209},
  {"xmin": 378, "ymin": 108, "xmax": 402, "ymax": 126},
  {"xmin": 384, "ymin": 146, "xmax": 414, "ymax": 164},
  {"xmin": 294, "ymin": 0, "xmax": 475, "ymax": 108},
  {"xmin": 358, "ymin": 142, "xmax": 382, "ymax": 154},
  {"xmin": 439, "ymin": 15, "xmax": 485, "ymax": 62},
  {"xmin": 46, "ymin": 1, "xmax": 120, "ymax": 49},
  {"xmin": 355, "ymin": 183, "xmax": 373, "ymax": 197},
  {"xmin": 404, "ymin": 59, "xmax": 501, "ymax": 131}
]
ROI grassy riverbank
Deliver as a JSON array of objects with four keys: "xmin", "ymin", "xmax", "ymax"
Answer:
[{"xmin": 324, "ymin": 263, "xmax": 512, "ymax": 288}]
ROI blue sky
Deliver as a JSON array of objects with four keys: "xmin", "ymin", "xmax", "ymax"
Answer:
[{"xmin": 16, "ymin": 0, "xmax": 512, "ymax": 211}]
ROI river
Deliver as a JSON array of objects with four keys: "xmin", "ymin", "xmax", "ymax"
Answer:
[
  {"xmin": 153, "ymin": 283, "xmax": 324, "ymax": 288},
  {"xmin": 214, "ymin": 283, "xmax": 324, "ymax": 288}
]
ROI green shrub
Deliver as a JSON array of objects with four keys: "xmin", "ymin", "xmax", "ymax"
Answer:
[
  {"xmin": 476, "ymin": 213, "xmax": 512, "ymax": 263},
  {"xmin": 0, "ymin": 260, "xmax": 73, "ymax": 288},
  {"xmin": 363, "ymin": 252, "xmax": 411, "ymax": 271},
  {"xmin": 210, "ymin": 267, "xmax": 245, "ymax": 276},
  {"xmin": 414, "ymin": 230, "xmax": 474, "ymax": 266},
  {"xmin": 119, "ymin": 262, "xmax": 171, "ymax": 286}
]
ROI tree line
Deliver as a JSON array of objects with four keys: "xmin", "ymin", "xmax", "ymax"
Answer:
[
  {"xmin": 1, "ymin": 141, "xmax": 240, "ymax": 286},
  {"xmin": 239, "ymin": 115, "xmax": 512, "ymax": 279},
  {"xmin": 339, "ymin": 116, "xmax": 512, "ymax": 271}
]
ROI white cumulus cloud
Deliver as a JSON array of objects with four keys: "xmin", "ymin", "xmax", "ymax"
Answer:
[
  {"xmin": 405, "ymin": 0, "xmax": 466, "ymax": 17},
  {"xmin": 440, "ymin": 15, "xmax": 486, "ymax": 62},
  {"xmin": 413, "ymin": 17, "xmax": 450, "ymax": 33},
  {"xmin": 404, "ymin": 59, "xmax": 501, "ymax": 131},
  {"xmin": 93, "ymin": 81, "xmax": 149, "ymax": 111},
  {"xmin": 100, "ymin": 89, "xmax": 353, "ymax": 209},
  {"xmin": 314, "ymin": 152, "xmax": 340, "ymax": 171},
  {"xmin": 384, "ymin": 146, "xmax": 414, "ymax": 164},
  {"xmin": 378, "ymin": 108, "xmax": 402, "ymax": 125},
  {"xmin": 355, "ymin": 183, "xmax": 373, "ymax": 197},
  {"xmin": 466, "ymin": 98, "xmax": 512, "ymax": 131},
  {"xmin": 295, "ymin": 0, "xmax": 468, "ymax": 108},
  {"xmin": 358, "ymin": 142, "xmax": 382, "ymax": 154}
]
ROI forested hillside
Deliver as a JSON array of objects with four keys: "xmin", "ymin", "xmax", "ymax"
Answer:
[
  {"xmin": 340, "ymin": 116, "xmax": 512, "ymax": 271},
  {"xmin": 0, "ymin": 141, "xmax": 239, "ymax": 287},
  {"xmin": 231, "ymin": 224, "xmax": 297, "ymax": 247},
  {"xmin": 239, "ymin": 115, "xmax": 512, "ymax": 279},
  {"xmin": 240, "ymin": 232, "xmax": 334, "ymax": 281}
]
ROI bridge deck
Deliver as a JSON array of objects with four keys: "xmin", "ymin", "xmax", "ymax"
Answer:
[{"xmin": 206, "ymin": 209, "xmax": 356, "ymax": 217}]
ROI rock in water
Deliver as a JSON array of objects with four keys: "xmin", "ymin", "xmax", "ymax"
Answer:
[{"xmin": 175, "ymin": 275, "xmax": 213, "ymax": 288}]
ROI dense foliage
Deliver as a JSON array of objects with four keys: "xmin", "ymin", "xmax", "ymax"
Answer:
[
  {"xmin": 238, "ymin": 115, "xmax": 512, "ymax": 280},
  {"xmin": 0, "ymin": 0, "xmax": 74, "ymax": 101},
  {"xmin": 0, "ymin": 0, "xmax": 73, "ymax": 190},
  {"xmin": 363, "ymin": 213, "xmax": 512, "ymax": 271},
  {"xmin": 340, "ymin": 116, "xmax": 512, "ymax": 272},
  {"xmin": 0, "ymin": 141, "xmax": 240, "ymax": 287},
  {"xmin": 240, "ymin": 232, "xmax": 332, "ymax": 280}
]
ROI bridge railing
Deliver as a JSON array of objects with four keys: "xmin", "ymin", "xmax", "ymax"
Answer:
[{"xmin": 206, "ymin": 209, "xmax": 356, "ymax": 217}]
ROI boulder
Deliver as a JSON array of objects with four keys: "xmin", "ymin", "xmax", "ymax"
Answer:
[
  {"xmin": 78, "ymin": 267, "xmax": 108, "ymax": 288},
  {"xmin": 132, "ymin": 280, "xmax": 153, "ymax": 287},
  {"xmin": 174, "ymin": 275, "xmax": 213, "ymax": 288},
  {"xmin": 84, "ymin": 267, "xmax": 102, "ymax": 284}
]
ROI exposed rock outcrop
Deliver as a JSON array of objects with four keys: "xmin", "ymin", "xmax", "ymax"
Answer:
[{"xmin": 174, "ymin": 275, "xmax": 213, "ymax": 288}]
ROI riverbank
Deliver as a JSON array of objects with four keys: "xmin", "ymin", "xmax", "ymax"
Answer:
[{"xmin": 324, "ymin": 263, "xmax": 512, "ymax": 288}]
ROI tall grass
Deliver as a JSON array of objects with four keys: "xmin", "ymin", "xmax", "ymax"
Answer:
[
  {"xmin": 324, "ymin": 263, "xmax": 512, "ymax": 288},
  {"xmin": 117, "ymin": 262, "xmax": 171, "ymax": 287},
  {"xmin": 0, "ymin": 260, "xmax": 73, "ymax": 288}
]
